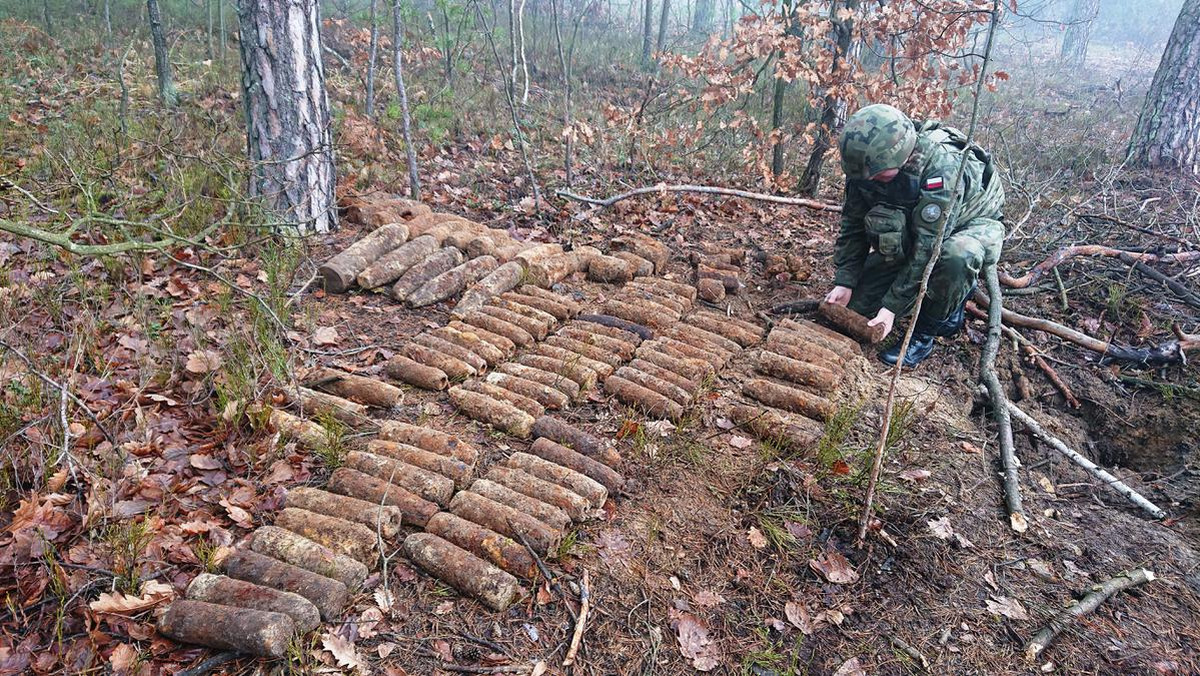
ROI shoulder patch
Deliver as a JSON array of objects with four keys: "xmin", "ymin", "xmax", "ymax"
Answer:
[{"xmin": 924, "ymin": 176, "xmax": 944, "ymax": 190}]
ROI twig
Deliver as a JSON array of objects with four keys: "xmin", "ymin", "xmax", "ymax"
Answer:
[
  {"xmin": 556, "ymin": 184, "xmax": 839, "ymax": 213},
  {"xmin": 175, "ymin": 651, "xmax": 239, "ymax": 676},
  {"xmin": 436, "ymin": 664, "xmax": 532, "ymax": 674},
  {"xmin": 1025, "ymin": 568, "xmax": 1156, "ymax": 661},
  {"xmin": 1000, "ymin": 245, "xmax": 1200, "ymax": 288},
  {"xmin": 1003, "ymin": 400, "xmax": 1167, "ymax": 519},
  {"xmin": 0, "ymin": 338, "xmax": 115, "ymax": 449},
  {"xmin": 1118, "ymin": 252, "xmax": 1200, "ymax": 308},
  {"xmin": 979, "ymin": 265, "xmax": 1027, "ymax": 532},
  {"xmin": 887, "ymin": 633, "xmax": 930, "ymax": 671},
  {"xmin": 562, "ymin": 568, "xmax": 590, "ymax": 667},
  {"xmin": 967, "ymin": 305, "xmax": 1082, "ymax": 408}
]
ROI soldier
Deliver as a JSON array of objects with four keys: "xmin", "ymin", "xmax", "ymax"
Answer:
[{"xmin": 824, "ymin": 103, "xmax": 1005, "ymax": 367}]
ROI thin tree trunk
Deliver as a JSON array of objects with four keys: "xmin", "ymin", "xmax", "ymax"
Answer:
[
  {"xmin": 798, "ymin": 0, "xmax": 856, "ymax": 196},
  {"xmin": 518, "ymin": 0, "xmax": 530, "ymax": 105},
  {"xmin": 1059, "ymin": 0, "xmax": 1098, "ymax": 67},
  {"xmin": 237, "ymin": 0, "xmax": 338, "ymax": 234},
  {"xmin": 207, "ymin": 0, "xmax": 215, "ymax": 61},
  {"xmin": 42, "ymin": 0, "xmax": 54, "ymax": 37},
  {"xmin": 1127, "ymin": 0, "xmax": 1200, "ymax": 176},
  {"xmin": 393, "ymin": 0, "xmax": 422, "ymax": 200},
  {"xmin": 508, "ymin": 0, "xmax": 519, "ymax": 93},
  {"xmin": 655, "ymin": 0, "xmax": 670, "ymax": 58},
  {"xmin": 770, "ymin": 71, "xmax": 787, "ymax": 179},
  {"xmin": 147, "ymin": 0, "xmax": 178, "ymax": 106},
  {"xmin": 220, "ymin": 0, "xmax": 226, "ymax": 60},
  {"xmin": 366, "ymin": 0, "xmax": 379, "ymax": 118},
  {"xmin": 642, "ymin": 0, "xmax": 653, "ymax": 64},
  {"xmin": 104, "ymin": 0, "xmax": 112, "ymax": 43},
  {"xmin": 550, "ymin": 0, "xmax": 575, "ymax": 185},
  {"xmin": 693, "ymin": 0, "xmax": 713, "ymax": 34}
]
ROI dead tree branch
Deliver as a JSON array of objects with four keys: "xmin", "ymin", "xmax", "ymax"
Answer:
[
  {"xmin": 1118, "ymin": 252, "xmax": 1200, "ymax": 308},
  {"xmin": 979, "ymin": 264, "xmax": 1027, "ymax": 532},
  {"xmin": 966, "ymin": 303, "xmax": 1081, "ymax": 408},
  {"xmin": 556, "ymin": 184, "xmax": 840, "ymax": 213},
  {"xmin": 999, "ymin": 245, "xmax": 1200, "ymax": 288},
  {"xmin": 1025, "ymin": 568, "xmax": 1156, "ymax": 661}
]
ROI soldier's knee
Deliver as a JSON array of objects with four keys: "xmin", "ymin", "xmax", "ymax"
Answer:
[{"xmin": 939, "ymin": 238, "xmax": 985, "ymax": 280}]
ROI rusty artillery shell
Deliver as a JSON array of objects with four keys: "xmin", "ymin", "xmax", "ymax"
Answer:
[
  {"xmin": 468, "ymin": 479, "xmax": 571, "ymax": 532},
  {"xmin": 414, "ymin": 332, "xmax": 488, "ymax": 373},
  {"xmin": 401, "ymin": 343, "xmax": 475, "ymax": 382},
  {"xmin": 496, "ymin": 362, "xmax": 581, "ymax": 400},
  {"xmin": 320, "ymin": 223, "xmax": 410, "ymax": 293},
  {"xmin": 529, "ymin": 437, "xmax": 625, "ymax": 493},
  {"xmin": 367, "ymin": 439, "xmax": 474, "ymax": 488},
  {"xmin": 448, "ymin": 320, "xmax": 516, "ymax": 357},
  {"xmin": 449, "ymin": 490, "xmax": 563, "ymax": 555},
  {"xmin": 629, "ymin": 276, "xmax": 697, "ymax": 302},
  {"xmin": 626, "ymin": 358, "xmax": 698, "ymax": 393},
  {"xmin": 282, "ymin": 386, "xmax": 369, "ymax": 425},
  {"xmin": 505, "ymin": 452, "xmax": 608, "ymax": 508},
  {"xmin": 448, "ymin": 386, "xmax": 536, "ymax": 438},
  {"xmin": 456, "ymin": 261, "xmax": 525, "ymax": 315},
  {"xmin": 696, "ymin": 278, "xmax": 726, "ymax": 302},
  {"xmin": 603, "ymin": 298, "xmax": 677, "ymax": 330},
  {"xmin": 766, "ymin": 329, "xmax": 848, "ymax": 368},
  {"xmin": 486, "ymin": 465, "xmax": 590, "ymax": 522},
  {"xmin": 488, "ymin": 298, "xmax": 557, "ymax": 334},
  {"xmin": 587, "ymin": 254, "xmax": 634, "ymax": 283},
  {"xmin": 613, "ymin": 251, "xmax": 654, "ymax": 277},
  {"xmin": 729, "ymin": 403, "xmax": 823, "ymax": 453},
  {"xmin": 621, "ymin": 286, "xmax": 688, "ymax": 315},
  {"xmin": 697, "ymin": 263, "xmax": 741, "ymax": 293},
  {"xmin": 269, "ymin": 409, "xmax": 327, "ymax": 449},
  {"xmin": 614, "ymin": 366, "xmax": 692, "ymax": 405},
  {"xmin": 611, "ymin": 233, "xmax": 670, "ymax": 272},
  {"xmin": 514, "ymin": 242, "xmax": 565, "ymax": 267},
  {"xmin": 686, "ymin": 312, "xmax": 762, "ymax": 347},
  {"xmin": 652, "ymin": 336, "xmax": 728, "ymax": 370},
  {"xmin": 426, "ymin": 512, "xmax": 538, "ymax": 580},
  {"xmin": 559, "ymin": 324, "xmax": 639, "ymax": 355},
  {"xmin": 222, "ymin": 549, "xmax": 348, "ymax": 622},
  {"xmin": 433, "ymin": 326, "xmax": 506, "ymax": 366},
  {"xmin": 441, "ymin": 220, "xmax": 489, "ymax": 250},
  {"xmin": 186, "ymin": 573, "xmax": 321, "ymax": 632},
  {"xmin": 743, "ymin": 378, "xmax": 836, "ymax": 421},
  {"xmin": 273, "ymin": 507, "xmax": 378, "ymax": 566},
  {"xmin": 355, "ymin": 234, "xmax": 439, "ymax": 290},
  {"xmin": 345, "ymin": 450, "xmax": 456, "ymax": 507},
  {"xmin": 250, "ymin": 526, "xmax": 369, "ymax": 589},
  {"xmin": 483, "ymin": 372, "xmax": 570, "ymax": 410},
  {"xmin": 462, "ymin": 379, "xmax": 546, "ymax": 418},
  {"xmin": 531, "ymin": 416, "xmax": 621, "ymax": 468},
  {"xmin": 544, "ymin": 335, "xmax": 624, "ymax": 368},
  {"xmin": 667, "ymin": 323, "xmax": 740, "ymax": 354},
  {"xmin": 816, "ymin": 303, "xmax": 885, "ymax": 344},
  {"xmin": 285, "ymin": 486, "xmax": 403, "ymax": 539},
  {"xmin": 403, "ymin": 533, "xmax": 522, "ymax": 611},
  {"xmin": 384, "ymin": 354, "xmax": 450, "ymax": 391},
  {"xmin": 634, "ymin": 343, "xmax": 712, "ymax": 382},
  {"xmin": 391, "ymin": 247, "xmax": 465, "ymax": 302},
  {"xmin": 605, "ymin": 374, "xmax": 685, "ymax": 421},
  {"xmin": 376, "ymin": 420, "xmax": 478, "ymax": 463},
  {"xmin": 532, "ymin": 343, "xmax": 613, "ymax": 379},
  {"xmin": 575, "ymin": 313, "xmax": 654, "ymax": 341},
  {"xmin": 304, "ymin": 367, "xmax": 403, "ymax": 408},
  {"xmin": 158, "ymin": 599, "xmax": 294, "ymax": 659},
  {"xmin": 478, "ymin": 305, "xmax": 549, "ymax": 341},
  {"xmin": 515, "ymin": 354, "xmax": 598, "ymax": 392},
  {"xmin": 327, "ymin": 467, "xmax": 439, "ymax": 527},
  {"xmin": 500, "ymin": 291, "xmax": 574, "ymax": 321},
  {"xmin": 778, "ymin": 318, "xmax": 860, "ymax": 361},
  {"xmin": 519, "ymin": 284, "xmax": 582, "ymax": 312},
  {"xmin": 465, "ymin": 235, "xmax": 498, "ymax": 260},
  {"xmin": 756, "ymin": 350, "xmax": 842, "ymax": 393},
  {"xmin": 459, "ymin": 309, "xmax": 535, "ymax": 347}
]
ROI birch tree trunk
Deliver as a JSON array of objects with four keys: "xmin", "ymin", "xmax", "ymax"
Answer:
[
  {"xmin": 365, "ymin": 0, "xmax": 379, "ymax": 118},
  {"xmin": 1127, "ymin": 0, "xmax": 1200, "ymax": 176},
  {"xmin": 1059, "ymin": 0, "xmax": 1098, "ymax": 67},
  {"xmin": 237, "ymin": 0, "xmax": 338, "ymax": 234},
  {"xmin": 147, "ymin": 0, "xmax": 178, "ymax": 105},
  {"xmin": 393, "ymin": 0, "xmax": 422, "ymax": 199}
]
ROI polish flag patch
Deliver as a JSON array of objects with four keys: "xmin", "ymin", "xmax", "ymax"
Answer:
[{"xmin": 925, "ymin": 176, "xmax": 945, "ymax": 190}]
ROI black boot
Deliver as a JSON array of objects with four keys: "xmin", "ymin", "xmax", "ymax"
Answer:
[{"xmin": 880, "ymin": 333, "xmax": 937, "ymax": 367}]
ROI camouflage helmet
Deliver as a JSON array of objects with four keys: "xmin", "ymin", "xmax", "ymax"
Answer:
[{"xmin": 839, "ymin": 104, "xmax": 917, "ymax": 180}]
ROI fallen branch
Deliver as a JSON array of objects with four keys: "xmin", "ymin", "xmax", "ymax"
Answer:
[
  {"xmin": 556, "ymin": 184, "xmax": 840, "ymax": 213},
  {"xmin": 1025, "ymin": 568, "xmax": 1156, "ymax": 661},
  {"xmin": 979, "ymin": 265, "xmax": 1027, "ymax": 532},
  {"xmin": 965, "ymin": 304, "xmax": 1081, "ymax": 408},
  {"xmin": 768, "ymin": 298, "xmax": 822, "ymax": 315},
  {"xmin": 1003, "ymin": 400, "xmax": 1167, "ymax": 519},
  {"xmin": 562, "ymin": 568, "xmax": 590, "ymax": 667},
  {"xmin": 999, "ymin": 245, "xmax": 1200, "ymax": 289},
  {"xmin": 1118, "ymin": 252, "xmax": 1200, "ymax": 309}
]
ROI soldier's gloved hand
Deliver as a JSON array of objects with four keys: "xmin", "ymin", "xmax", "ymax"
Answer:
[
  {"xmin": 824, "ymin": 286, "xmax": 853, "ymax": 307},
  {"xmin": 868, "ymin": 307, "xmax": 895, "ymax": 339}
]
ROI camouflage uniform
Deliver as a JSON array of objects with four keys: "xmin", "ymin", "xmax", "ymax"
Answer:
[{"xmin": 834, "ymin": 111, "xmax": 1005, "ymax": 332}]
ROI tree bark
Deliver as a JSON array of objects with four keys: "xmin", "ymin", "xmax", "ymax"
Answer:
[
  {"xmin": 237, "ymin": 0, "xmax": 338, "ymax": 234},
  {"xmin": 692, "ymin": 0, "xmax": 713, "ymax": 33},
  {"xmin": 642, "ymin": 0, "xmax": 654, "ymax": 64},
  {"xmin": 798, "ymin": 0, "xmax": 857, "ymax": 195},
  {"xmin": 365, "ymin": 0, "xmax": 379, "ymax": 118},
  {"xmin": 1059, "ymin": 0, "xmax": 1098, "ymax": 67},
  {"xmin": 147, "ymin": 0, "xmax": 178, "ymax": 106},
  {"xmin": 770, "ymin": 69, "xmax": 787, "ymax": 178},
  {"xmin": 550, "ymin": 0, "xmax": 576, "ymax": 185},
  {"xmin": 656, "ymin": 0, "xmax": 670, "ymax": 58},
  {"xmin": 1127, "ymin": 0, "xmax": 1200, "ymax": 176},
  {"xmin": 393, "ymin": 0, "xmax": 422, "ymax": 200}
]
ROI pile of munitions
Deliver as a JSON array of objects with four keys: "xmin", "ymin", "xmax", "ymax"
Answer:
[{"xmin": 690, "ymin": 244, "xmax": 748, "ymax": 302}]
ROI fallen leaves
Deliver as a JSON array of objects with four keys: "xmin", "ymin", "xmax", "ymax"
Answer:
[
  {"xmin": 747, "ymin": 527, "xmax": 768, "ymax": 549},
  {"xmin": 322, "ymin": 632, "xmax": 366, "ymax": 671},
  {"xmin": 89, "ymin": 580, "xmax": 176, "ymax": 615},
  {"xmin": 898, "ymin": 468, "xmax": 931, "ymax": 482},
  {"xmin": 670, "ymin": 611, "xmax": 722, "ymax": 671},
  {"xmin": 986, "ymin": 595, "xmax": 1030, "ymax": 621},
  {"xmin": 785, "ymin": 601, "xmax": 813, "ymax": 633},
  {"xmin": 313, "ymin": 326, "xmax": 341, "ymax": 346},
  {"xmin": 184, "ymin": 349, "xmax": 223, "ymax": 374},
  {"xmin": 728, "ymin": 435, "xmax": 752, "ymax": 449},
  {"xmin": 809, "ymin": 550, "xmax": 859, "ymax": 584},
  {"xmin": 833, "ymin": 657, "xmax": 867, "ymax": 676}
]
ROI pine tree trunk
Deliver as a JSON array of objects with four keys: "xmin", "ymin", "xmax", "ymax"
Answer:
[
  {"xmin": 365, "ymin": 0, "xmax": 379, "ymax": 118},
  {"xmin": 1127, "ymin": 0, "xmax": 1200, "ymax": 176},
  {"xmin": 1059, "ymin": 0, "xmax": 1098, "ymax": 67},
  {"xmin": 642, "ymin": 0, "xmax": 654, "ymax": 64},
  {"xmin": 237, "ymin": 0, "xmax": 338, "ymax": 234},
  {"xmin": 393, "ymin": 0, "xmax": 422, "ymax": 200},
  {"xmin": 147, "ymin": 0, "xmax": 178, "ymax": 106}
]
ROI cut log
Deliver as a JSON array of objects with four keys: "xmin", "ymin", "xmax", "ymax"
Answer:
[
  {"xmin": 574, "ymin": 313, "xmax": 654, "ymax": 341},
  {"xmin": 456, "ymin": 261, "xmax": 526, "ymax": 315},
  {"xmin": 499, "ymin": 291, "xmax": 574, "ymax": 321},
  {"xmin": 413, "ymin": 333, "xmax": 487, "ymax": 373},
  {"xmin": 403, "ymin": 533, "xmax": 522, "ymax": 611},
  {"xmin": 222, "ymin": 549, "xmax": 348, "ymax": 622},
  {"xmin": 425, "ymin": 512, "xmax": 538, "ymax": 580},
  {"xmin": 319, "ymin": 224, "xmax": 410, "ymax": 293},
  {"xmin": 158, "ymin": 600, "xmax": 294, "ymax": 659},
  {"xmin": 385, "ymin": 354, "xmax": 450, "ymax": 391},
  {"xmin": 285, "ymin": 486, "xmax": 403, "ymax": 539},
  {"xmin": 505, "ymin": 452, "xmax": 608, "ymax": 507},
  {"xmin": 408, "ymin": 255, "xmax": 499, "ymax": 308},
  {"xmin": 603, "ymin": 298, "xmax": 677, "ymax": 330},
  {"xmin": 488, "ymin": 298, "xmax": 557, "ymax": 334},
  {"xmin": 767, "ymin": 331, "xmax": 849, "ymax": 368},
  {"xmin": 344, "ymin": 450, "xmax": 457, "ymax": 507},
  {"xmin": 483, "ymin": 372, "xmax": 571, "ymax": 410},
  {"xmin": 696, "ymin": 278, "xmax": 726, "ymax": 302},
  {"xmin": 587, "ymin": 254, "xmax": 634, "ymax": 283},
  {"xmin": 326, "ymin": 468, "xmax": 439, "ymax": 527},
  {"xmin": 355, "ymin": 234, "xmax": 438, "ymax": 290},
  {"xmin": 303, "ymin": 367, "xmax": 403, "ymax": 408},
  {"xmin": 666, "ymin": 324, "xmax": 740, "ymax": 354},
  {"xmin": 611, "ymin": 233, "xmax": 670, "ymax": 272},
  {"xmin": 250, "ymin": 526, "xmax": 369, "ymax": 589},
  {"xmin": 529, "ymin": 437, "xmax": 625, "ymax": 493},
  {"xmin": 686, "ymin": 312, "xmax": 762, "ymax": 347},
  {"xmin": 519, "ymin": 285, "xmax": 582, "ymax": 315},
  {"xmin": 376, "ymin": 420, "xmax": 478, "ymax": 463},
  {"xmin": 756, "ymin": 351, "xmax": 841, "ymax": 392},
  {"xmin": 186, "ymin": 573, "xmax": 320, "ymax": 632},
  {"xmin": 402, "ymin": 342, "xmax": 475, "ymax": 382},
  {"xmin": 779, "ymin": 318, "xmax": 861, "ymax": 356},
  {"xmin": 449, "ymin": 490, "xmax": 562, "ymax": 555},
  {"xmin": 559, "ymin": 324, "xmax": 640, "ymax": 354},
  {"xmin": 515, "ymin": 354, "xmax": 598, "ymax": 391},
  {"xmin": 479, "ymin": 305, "xmax": 549, "ymax": 341},
  {"xmin": 448, "ymin": 386, "xmax": 536, "ymax": 437},
  {"xmin": 269, "ymin": 409, "xmax": 327, "ymax": 449},
  {"xmin": 447, "ymin": 320, "xmax": 516, "ymax": 357},
  {"xmin": 625, "ymin": 358, "xmax": 699, "ymax": 394},
  {"xmin": 744, "ymin": 378, "xmax": 836, "ymax": 421},
  {"xmin": 273, "ymin": 507, "xmax": 378, "ymax": 566},
  {"xmin": 468, "ymin": 479, "xmax": 571, "ymax": 532},
  {"xmin": 544, "ymin": 335, "xmax": 625, "ymax": 368},
  {"xmin": 461, "ymin": 380, "xmax": 546, "ymax": 418},
  {"xmin": 486, "ymin": 465, "xmax": 592, "ymax": 521},
  {"xmin": 459, "ymin": 309, "xmax": 535, "ymax": 347},
  {"xmin": 390, "ymin": 247, "xmax": 465, "ymax": 302},
  {"xmin": 531, "ymin": 416, "xmax": 621, "ymax": 468},
  {"xmin": 629, "ymin": 277, "xmax": 697, "ymax": 302},
  {"xmin": 613, "ymin": 251, "xmax": 654, "ymax": 277},
  {"xmin": 496, "ymin": 362, "xmax": 581, "ymax": 401},
  {"xmin": 817, "ymin": 302, "xmax": 885, "ymax": 343},
  {"xmin": 634, "ymin": 344, "xmax": 711, "ymax": 382},
  {"xmin": 615, "ymin": 366, "xmax": 692, "ymax": 405},
  {"xmin": 433, "ymin": 326, "xmax": 506, "ymax": 366},
  {"xmin": 281, "ymin": 386, "xmax": 369, "ymax": 425},
  {"xmin": 531, "ymin": 344, "xmax": 613, "ymax": 378},
  {"xmin": 729, "ymin": 403, "xmax": 823, "ymax": 453},
  {"xmin": 366, "ymin": 439, "xmax": 474, "ymax": 488},
  {"xmin": 605, "ymin": 375, "xmax": 685, "ymax": 421}
]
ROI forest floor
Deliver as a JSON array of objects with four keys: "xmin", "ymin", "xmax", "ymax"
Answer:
[{"xmin": 1, "ymin": 18, "xmax": 1199, "ymax": 676}]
